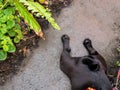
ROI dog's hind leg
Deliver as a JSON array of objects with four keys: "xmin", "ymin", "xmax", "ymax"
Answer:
[
  {"xmin": 83, "ymin": 39, "xmax": 107, "ymax": 72},
  {"xmin": 60, "ymin": 35, "xmax": 75, "ymax": 77},
  {"xmin": 61, "ymin": 34, "xmax": 71, "ymax": 54},
  {"xmin": 83, "ymin": 39, "xmax": 98, "ymax": 55}
]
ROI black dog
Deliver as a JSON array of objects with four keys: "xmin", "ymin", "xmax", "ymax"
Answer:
[{"xmin": 60, "ymin": 34, "xmax": 112, "ymax": 90}]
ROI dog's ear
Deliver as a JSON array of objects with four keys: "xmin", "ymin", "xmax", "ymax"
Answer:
[{"xmin": 82, "ymin": 58, "xmax": 100, "ymax": 72}]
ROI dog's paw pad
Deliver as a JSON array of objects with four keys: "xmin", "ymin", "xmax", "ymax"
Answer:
[
  {"xmin": 83, "ymin": 38, "xmax": 91, "ymax": 45},
  {"xmin": 61, "ymin": 34, "xmax": 70, "ymax": 41},
  {"xmin": 66, "ymin": 48, "xmax": 71, "ymax": 52}
]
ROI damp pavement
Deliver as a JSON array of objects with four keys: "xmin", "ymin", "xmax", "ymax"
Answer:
[{"xmin": 0, "ymin": 0, "xmax": 120, "ymax": 90}]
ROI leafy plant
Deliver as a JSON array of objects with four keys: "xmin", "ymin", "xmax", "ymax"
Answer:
[
  {"xmin": 0, "ymin": 0, "xmax": 60, "ymax": 60},
  {"xmin": 14, "ymin": 0, "xmax": 60, "ymax": 39},
  {"xmin": 0, "ymin": 1, "xmax": 23, "ymax": 60},
  {"xmin": 19, "ymin": 0, "xmax": 60, "ymax": 30},
  {"xmin": 14, "ymin": 0, "xmax": 45, "ymax": 39}
]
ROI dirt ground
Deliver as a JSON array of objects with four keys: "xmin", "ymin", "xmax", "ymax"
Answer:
[{"xmin": 0, "ymin": 0, "xmax": 120, "ymax": 90}]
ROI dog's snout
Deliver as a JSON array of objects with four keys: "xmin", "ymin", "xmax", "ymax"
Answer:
[{"xmin": 82, "ymin": 58, "xmax": 100, "ymax": 72}]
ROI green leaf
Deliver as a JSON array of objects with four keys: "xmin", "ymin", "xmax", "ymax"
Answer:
[
  {"xmin": 3, "ymin": 44, "xmax": 9, "ymax": 51},
  {"xmin": 14, "ymin": 36, "xmax": 20, "ymax": 43},
  {"xmin": 1, "ymin": 36, "xmax": 13, "ymax": 45},
  {"xmin": 15, "ymin": 24, "xmax": 21, "ymax": 29},
  {"xmin": 15, "ymin": 17, "xmax": 20, "ymax": 23},
  {"xmin": 15, "ymin": 29, "xmax": 23, "ymax": 38},
  {"xmin": 1, "ymin": 39, "xmax": 7, "ymax": 45},
  {"xmin": 8, "ymin": 30, "xmax": 16, "ymax": 37},
  {"xmin": 0, "ymin": 11, "xmax": 4, "ymax": 18},
  {"xmin": 7, "ymin": 44, "xmax": 16, "ymax": 53},
  {"xmin": 48, "ymin": 18, "xmax": 60, "ymax": 30},
  {"xmin": 0, "ymin": 32, "xmax": 4, "ymax": 39},
  {"xmin": 8, "ymin": 15, "xmax": 14, "ymax": 20},
  {"xmin": 0, "ymin": 15, "xmax": 7, "ymax": 23},
  {"xmin": 19, "ymin": 0, "xmax": 60, "ymax": 30},
  {"xmin": 10, "ymin": 7, "xmax": 16, "ymax": 14},
  {"xmin": 1, "ymin": 28, "xmax": 7, "ymax": 34},
  {"xmin": 14, "ymin": 0, "xmax": 44, "ymax": 39},
  {"xmin": 116, "ymin": 61, "xmax": 120, "ymax": 67},
  {"xmin": 0, "ymin": 50, "xmax": 7, "ymax": 61},
  {"xmin": 3, "ymin": 8, "xmax": 12, "ymax": 15},
  {"xmin": 7, "ymin": 19, "xmax": 15, "ymax": 29},
  {"xmin": 0, "ymin": 41, "xmax": 2, "ymax": 48},
  {"xmin": 1, "ymin": 24, "xmax": 6, "ymax": 28}
]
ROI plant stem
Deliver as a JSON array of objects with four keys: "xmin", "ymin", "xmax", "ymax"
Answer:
[{"xmin": 0, "ymin": 0, "xmax": 9, "ymax": 10}]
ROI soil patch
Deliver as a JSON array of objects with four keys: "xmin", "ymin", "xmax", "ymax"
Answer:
[
  {"xmin": 108, "ymin": 38, "xmax": 120, "ymax": 89},
  {"xmin": 0, "ymin": 0, "xmax": 72, "ymax": 85}
]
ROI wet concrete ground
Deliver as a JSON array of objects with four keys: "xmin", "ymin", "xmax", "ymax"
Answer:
[{"xmin": 0, "ymin": 0, "xmax": 120, "ymax": 90}]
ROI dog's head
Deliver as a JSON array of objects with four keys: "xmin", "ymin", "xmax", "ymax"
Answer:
[{"xmin": 71, "ymin": 56, "xmax": 112, "ymax": 90}]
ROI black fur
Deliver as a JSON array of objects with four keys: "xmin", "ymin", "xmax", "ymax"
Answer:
[{"xmin": 60, "ymin": 34, "xmax": 112, "ymax": 90}]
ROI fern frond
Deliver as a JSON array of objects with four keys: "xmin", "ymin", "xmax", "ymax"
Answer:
[
  {"xmin": 14, "ymin": 0, "xmax": 45, "ymax": 39},
  {"xmin": 19, "ymin": 0, "xmax": 60, "ymax": 30}
]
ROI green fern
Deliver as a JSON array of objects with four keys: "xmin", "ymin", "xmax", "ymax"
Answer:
[
  {"xmin": 14, "ymin": 0, "xmax": 44, "ymax": 39},
  {"xmin": 19, "ymin": 0, "xmax": 60, "ymax": 30}
]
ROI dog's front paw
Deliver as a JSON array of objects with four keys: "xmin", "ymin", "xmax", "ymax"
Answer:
[
  {"xmin": 83, "ymin": 38, "xmax": 92, "ymax": 46},
  {"xmin": 61, "ymin": 34, "xmax": 70, "ymax": 42}
]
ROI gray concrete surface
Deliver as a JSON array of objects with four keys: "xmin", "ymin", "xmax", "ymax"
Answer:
[{"xmin": 0, "ymin": 0, "xmax": 120, "ymax": 90}]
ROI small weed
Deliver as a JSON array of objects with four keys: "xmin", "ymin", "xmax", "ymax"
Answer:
[
  {"xmin": 117, "ymin": 47, "xmax": 120, "ymax": 53},
  {"xmin": 116, "ymin": 61, "xmax": 120, "ymax": 67}
]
